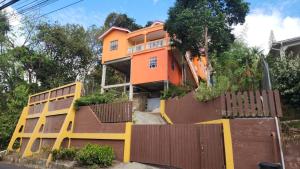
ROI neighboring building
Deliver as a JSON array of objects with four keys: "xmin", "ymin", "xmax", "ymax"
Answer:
[
  {"xmin": 269, "ymin": 36, "xmax": 300, "ymax": 58},
  {"xmin": 98, "ymin": 22, "xmax": 206, "ymax": 106}
]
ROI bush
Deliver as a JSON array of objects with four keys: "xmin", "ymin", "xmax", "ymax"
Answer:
[
  {"xmin": 75, "ymin": 144, "xmax": 115, "ymax": 167},
  {"xmin": 195, "ymin": 76, "xmax": 230, "ymax": 102},
  {"xmin": 161, "ymin": 85, "xmax": 191, "ymax": 100},
  {"xmin": 52, "ymin": 148, "xmax": 78, "ymax": 161},
  {"xmin": 74, "ymin": 90, "xmax": 128, "ymax": 110}
]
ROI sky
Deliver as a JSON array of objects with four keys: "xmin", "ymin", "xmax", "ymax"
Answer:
[{"xmin": 6, "ymin": 0, "xmax": 300, "ymax": 54}]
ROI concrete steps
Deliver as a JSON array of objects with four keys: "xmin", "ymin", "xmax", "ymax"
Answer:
[{"xmin": 133, "ymin": 111, "xmax": 166, "ymax": 124}]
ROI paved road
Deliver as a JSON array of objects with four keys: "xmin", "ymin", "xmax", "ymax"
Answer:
[{"xmin": 0, "ymin": 163, "xmax": 32, "ymax": 169}]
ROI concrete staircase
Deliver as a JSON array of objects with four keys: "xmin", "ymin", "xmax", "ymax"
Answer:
[{"xmin": 133, "ymin": 111, "xmax": 166, "ymax": 124}]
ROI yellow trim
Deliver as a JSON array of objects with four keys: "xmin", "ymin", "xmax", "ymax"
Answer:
[
  {"xmin": 46, "ymin": 82, "xmax": 82, "ymax": 166},
  {"xmin": 123, "ymin": 122, "xmax": 132, "ymax": 163},
  {"xmin": 160, "ymin": 100, "xmax": 173, "ymax": 124},
  {"xmin": 69, "ymin": 133, "xmax": 126, "ymax": 140},
  {"xmin": 26, "ymin": 113, "xmax": 41, "ymax": 119},
  {"xmin": 200, "ymin": 119, "xmax": 234, "ymax": 169},
  {"xmin": 45, "ymin": 108, "xmax": 69, "ymax": 116},
  {"xmin": 7, "ymin": 107, "xmax": 29, "ymax": 152}
]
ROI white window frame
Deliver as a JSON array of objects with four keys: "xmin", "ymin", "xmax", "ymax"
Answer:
[
  {"xmin": 110, "ymin": 40, "xmax": 118, "ymax": 51},
  {"xmin": 149, "ymin": 56, "xmax": 157, "ymax": 69}
]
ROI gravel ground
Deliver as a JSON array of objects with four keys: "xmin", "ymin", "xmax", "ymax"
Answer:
[{"xmin": 0, "ymin": 163, "xmax": 32, "ymax": 169}]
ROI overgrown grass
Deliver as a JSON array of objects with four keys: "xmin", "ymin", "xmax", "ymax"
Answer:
[
  {"xmin": 52, "ymin": 148, "xmax": 78, "ymax": 161},
  {"xmin": 160, "ymin": 85, "xmax": 191, "ymax": 100},
  {"xmin": 195, "ymin": 76, "xmax": 230, "ymax": 102},
  {"xmin": 74, "ymin": 90, "xmax": 128, "ymax": 110}
]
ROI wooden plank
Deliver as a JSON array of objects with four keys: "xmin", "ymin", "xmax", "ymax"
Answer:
[
  {"xmin": 262, "ymin": 90, "xmax": 270, "ymax": 116},
  {"xmin": 225, "ymin": 92, "xmax": 232, "ymax": 117},
  {"xmin": 231, "ymin": 92, "xmax": 238, "ymax": 117},
  {"xmin": 243, "ymin": 91, "xmax": 250, "ymax": 117},
  {"xmin": 249, "ymin": 91, "xmax": 256, "ymax": 117},
  {"xmin": 255, "ymin": 90, "xmax": 263, "ymax": 116},
  {"xmin": 237, "ymin": 92, "xmax": 244, "ymax": 117},
  {"xmin": 220, "ymin": 94, "xmax": 226, "ymax": 117},
  {"xmin": 268, "ymin": 90, "xmax": 276, "ymax": 117},
  {"xmin": 274, "ymin": 90, "xmax": 283, "ymax": 117}
]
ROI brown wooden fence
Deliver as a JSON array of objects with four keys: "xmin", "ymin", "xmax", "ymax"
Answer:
[
  {"xmin": 221, "ymin": 90, "xmax": 282, "ymax": 117},
  {"xmin": 130, "ymin": 124, "xmax": 225, "ymax": 169},
  {"xmin": 89, "ymin": 101, "xmax": 133, "ymax": 123}
]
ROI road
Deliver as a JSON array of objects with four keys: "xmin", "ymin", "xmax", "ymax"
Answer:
[{"xmin": 0, "ymin": 163, "xmax": 32, "ymax": 169}]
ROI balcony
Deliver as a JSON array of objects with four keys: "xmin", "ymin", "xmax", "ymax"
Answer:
[{"xmin": 128, "ymin": 39, "xmax": 167, "ymax": 54}]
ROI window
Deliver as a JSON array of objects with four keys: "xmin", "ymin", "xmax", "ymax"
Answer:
[
  {"xmin": 110, "ymin": 40, "xmax": 118, "ymax": 51},
  {"xmin": 149, "ymin": 57, "xmax": 157, "ymax": 68}
]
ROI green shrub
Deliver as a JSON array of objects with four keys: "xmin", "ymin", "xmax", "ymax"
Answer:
[
  {"xmin": 52, "ymin": 148, "xmax": 78, "ymax": 161},
  {"xmin": 74, "ymin": 90, "xmax": 128, "ymax": 110},
  {"xmin": 12, "ymin": 139, "xmax": 21, "ymax": 150},
  {"xmin": 75, "ymin": 144, "xmax": 115, "ymax": 167},
  {"xmin": 161, "ymin": 85, "xmax": 191, "ymax": 100},
  {"xmin": 195, "ymin": 76, "xmax": 230, "ymax": 102}
]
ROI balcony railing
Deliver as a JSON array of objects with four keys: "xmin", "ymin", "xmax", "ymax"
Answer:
[{"xmin": 128, "ymin": 39, "xmax": 167, "ymax": 54}]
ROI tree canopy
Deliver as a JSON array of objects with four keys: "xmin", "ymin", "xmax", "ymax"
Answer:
[
  {"xmin": 104, "ymin": 12, "xmax": 142, "ymax": 31},
  {"xmin": 164, "ymin": 0, "xmax": 249, "ymax": 55}
]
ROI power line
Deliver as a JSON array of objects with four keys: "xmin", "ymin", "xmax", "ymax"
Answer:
[
  {"xmin": 0, "ymin": 0, "xmax": 20, "ymax": 10},
  {"xmin": 7, "ymin": 0, "xmax": 84, "ymax": 26},
  {"xmin": 36, "ymin": 0, "xmax": 83, "ymax": 19}
]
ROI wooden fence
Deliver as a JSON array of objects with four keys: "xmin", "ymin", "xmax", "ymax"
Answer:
[
  {"xmin": 130, "ymin": 124, "xmax": 225, "ymax": 169},
  {"xmin": 220, "ymin": 90, "xmax": 282, "ymax": 117},
  {"xmin": 89, "ymin": 101, "xmax": 133, "ymax": 123}
]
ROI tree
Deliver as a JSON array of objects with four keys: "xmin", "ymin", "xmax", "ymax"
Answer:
[
  {"xmin": 268, "ymin": 54, "xmax": 300, "ymax": 106},
  {"xmin": 34, "ymin": 22, "xmax": 95, "ymax": 88},
  {"xmin": 164, "ymin": 0, "xmax": 249, "ymax": 55},
  {"xmin": 0, "ymin": 12, "xmax": 10, "ymax": 53},
  {"xmin": 104, "ymin": 12, "xmax": 142, "ymax": 31},
  {"xmin": 213, "ymin": 41, "xmax": 263, "ymax": 91}
]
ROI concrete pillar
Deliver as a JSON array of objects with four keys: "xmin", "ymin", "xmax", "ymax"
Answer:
[
  {"xmin": 129, "ymin": 83, "xmax": 133, "ymax": 101},
  {"xmin": 101, "ymin": 64, "xmax": 107, "ymax": 94},
  {"xmin": 164, "ymin": 80, "xmax": 169, "ymax": 92}
]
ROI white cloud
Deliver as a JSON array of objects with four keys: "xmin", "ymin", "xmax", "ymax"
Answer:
[
  {"xmin": 232, "ymin": 9, "xmax": 300, "ymax": 54},
  {"xmin": 4, "ymin": 7, "xmax": 26, "ymax": 46}
]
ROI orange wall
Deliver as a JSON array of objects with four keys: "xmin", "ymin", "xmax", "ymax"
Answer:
[
  {"xmin": 102, "ymin": 30, "xmax": 129, "ymax": 64},
  {"xmin": 168, "ymin": 54, "xmax": 182, "ymax": 85},
  {"xmin": 131, "ymin": 49, "xmax": 168, "ymax": 85}
]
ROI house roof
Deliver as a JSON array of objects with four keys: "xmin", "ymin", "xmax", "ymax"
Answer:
[
  {"xmin": 98, "ymin": 26, "xmax": 131, "ymax": 40},
  {"xmin": 271, "ymin": 36, "xmax": 300, "ymax": 48}
]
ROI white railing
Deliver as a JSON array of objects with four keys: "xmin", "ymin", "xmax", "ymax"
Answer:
[
  {"xmin": 128, "ymin": 44, "xmax": 144, "ymax": 54},
  {"xmin": 146, "ymin": 39, "xmax": 166, "ymax": 49},
  {"xmin": 128, "ymin": 39, "xmax": 167, "ymax": 54}
]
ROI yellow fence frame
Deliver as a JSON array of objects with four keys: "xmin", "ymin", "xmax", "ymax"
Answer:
[
  {"xmin": 160, "ymin": 100, "xmax": 173, "ymax": 124},
  {"xmin": 7, "ymin": 82, "xmax": 133, "ymax": 166},
  {"xmin": 200, "ymin": 119, "xmax": 234, "ymax": 169}
]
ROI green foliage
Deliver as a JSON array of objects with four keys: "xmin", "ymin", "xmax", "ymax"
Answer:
[
  {"xmin": 74, "ymin": 90, "xmax": 128, "ymax": 110},
  {"xmin": 12, "ymin": 139, "xmax": 20, "ymax": 150},
  {"xmin": 0, "ymin": 84, "xmax": 29, "ymax": 149},
  {"xmin": 52, "ymin": 148, "xmax": 78, "ymax": 161},
  {"xmin": 104, "ymin": 12, "xmax": 142, "ymax": 31},
  {"xmin": 195, "ymin": 76, "xmax": 230, "ymax": 101},
  {"xmin": 75, "ymin": 144, "xmax": 114, "ymax": 167},
  {"xmin": 213, "ymin": 41, "xmax": 263, "ymax": 91},
  {"xmin": 268, "ymin": 54, "xmax": 300, "ymax": 106},
  {"xmin": 161, "ymin": 85, "xmax": 191, "ymax": 99},
  {"xmin": 165, "ymin": 0, "xmax": 249, "ymax": 55}
]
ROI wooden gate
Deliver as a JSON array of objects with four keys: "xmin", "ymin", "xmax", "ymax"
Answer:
[{"xmin": 130, "ymin": 124, "xmax": 225, "ymax": 169}]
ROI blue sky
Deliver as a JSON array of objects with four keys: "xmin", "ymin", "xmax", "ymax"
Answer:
[
  {"xmin": 8, "ymin": 0, "xmax": 300, "ymax": 52},
  {"xmin": 23, "ymin": 0, "xmax": 300, "ymax": 28}
]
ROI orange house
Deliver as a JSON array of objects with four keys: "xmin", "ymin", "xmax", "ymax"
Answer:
[{"xmin": 99, "ymin": 22, "xmax": 201, "ymax": 100}]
